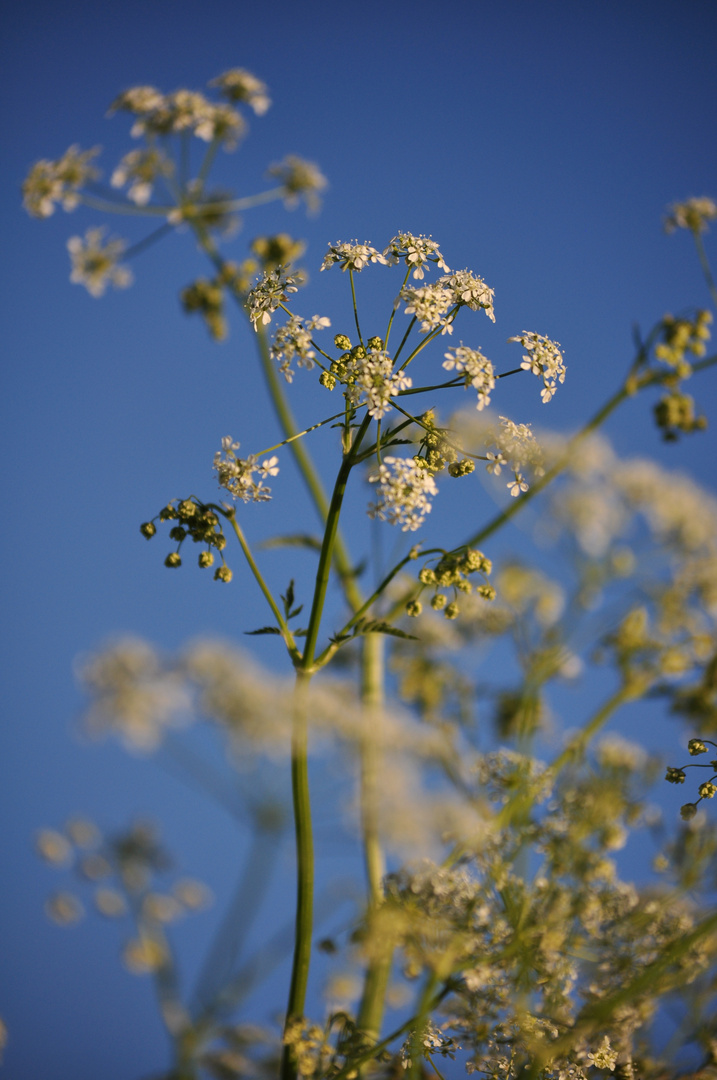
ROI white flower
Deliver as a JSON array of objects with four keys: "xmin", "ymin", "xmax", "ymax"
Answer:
[
  {"xmin": 321, "ymin": 242, "xmax": 388, "ymax": 272},
  {"xmin": 443, "ymin": 345, "xmax": 495, "ymax": 410},
  {"xmin": 343, "ymin": 348, "xmax": 412, "ymax": 419},
  {"xmin": 401, "ymin": 283, "xmax": 455, "ymax": 334},
  {"xmin": 110, "ymin": 148, "xmax": 170, "ymax": 206},
  {"xmin": 23, "ymin": 145, "xmax": 100, "ymax": 218},
  {"xmin": 439, "ymin": 270, "xmax": 495, "ymax": 322},
  {"xmin": 67, "ymin": 228, "xmax": 133, "ymax": 297},
  {"xmin": 584, "ymin": 1036, "xmax": 617, "ymax": 1071},
  {"xmin": 369, "ymin": 456, "xmax": 438, "ymax": 531},
  {"xmin": 246, "ymin": 267, "xmax": 300, "ymax": 329},
  {"xmin": 271, "ymin": 313, "xmax": 330, "ymax": 382},
  {"xmin": 209, "ymin": 68, "xmax": 271, "ymax": 114},
  {"xmin": 664, "ymin": 196, "xmax": 717, "ymax": 234},
  {"xmin": 508, "ymin": 472, "xmax": 529, "ymax": 497},
  {"xmin": 383, "ymin": 233, "xmax": 450, "ymax": 279},
  {"xmin": 509, "ymin": 330, "xmax": 566, "ymax": 402},
  {"xmin": 267, "ymin": 156, "xmax": 328, "ymax": 212},
  {"xmin": 213, "ymin": 438, "xmax": 279, "ymax": 502}
]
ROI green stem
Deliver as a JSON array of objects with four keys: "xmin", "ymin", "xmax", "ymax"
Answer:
[
  {"xmin": 692, "ymin": 229, "xmax": 717, "ymax": 310},
  {"xmin": 385, "ymin": 268, "xmax": 412, "ymax": 348},
  {"xmin": 281, "ymin": 669, "xmax": 315, "ymax": 1080},
  {"xmin": 350, "ymin": 269, "xmax": 364, "ymax": 346},
  {"xmin": 226, "ymin": 513, "xmax": 300, "ymax": 663}
]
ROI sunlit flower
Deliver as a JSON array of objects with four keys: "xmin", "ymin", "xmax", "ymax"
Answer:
[
  {"xmin": 110, "ymin": 148, "xmax": 171, "ymax": 205},
  {"xmin": 439, "ymin": 269, "xmax": 495, "ymax": 322},
  {"xmin": 210, "ymin": 68, "xmax": 271, "ymax": 114},
  {"xmin": 213, "ymin": 436, "xmax": 279, "ymax": 502},
  {"xmin": 271, "ymin": 313, "xmax": 331, "ymax": 381},
  {"xmin": 383, "ymin": 233, "xmax": 450, "ymax": 279},
  {"xmin": 509, "ymin": 330, "xmax": 566, "ymax": 402},
  {"xmin": 267, "ymin": 156, "xmax": 328, "ymax": 212},
  {"xmin": 443, "ymin": 345, "xmax": 495, "ymax": 409},
  {"xmin": 245, "ymin": 266, "xmax": 300, "ymax": 328},
  {"xmin": 369, "ymin": 456, "xmax": 438, "ymax": 531},
  {"xmin": 23, "ymin": 145, "xmax": 100, "ymax": 218},
  {"xmin": 401, "ymin": 282, "xmax": 455, "ymax": 334},
  {"xmin": 342, "ymin": 347, "xmax": 412, "ymax": 418},
  {"xmin": 664, "ymin": 196, "xmax": 717, "ymax": 234},
  {"xmin": 321, "ymin": 241, "xmax": 388, "ymax": 272},
  {"xmin": 67, "ymin": 228, "xmax": 133, "ymax": 297}
]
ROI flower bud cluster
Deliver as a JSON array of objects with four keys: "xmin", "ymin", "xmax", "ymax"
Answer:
[
  {"xmin": 665, "ymin": 736, "xmax": 717, "ymax": 819},
  {"xmin": 655, "ymin": 311, "xmax": 712, "ymax": 369},
  {"xmin": 409, "ymin": 548, "xmax": 494, "ymax": 619},
  {"xmin": 141, "ymin": 497, "xmax": 232, "ymax": 582}
]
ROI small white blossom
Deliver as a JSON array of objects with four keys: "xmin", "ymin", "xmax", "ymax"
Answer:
[
  {"xmin": 443, "ymin": 345, "xmax": 495, "ymax": 410},
  {"xmin": 383, "ymin": 233, "xmax": 450, "ymax": 279},
  {"xmin": 439, "ymin": 269, "xmax": 495, "ymax": 322},
  {"xmin": 584, "ymin": 1036, "xmax": 617, "ymax": 1071},
  {"xmin": 664, "ymin": 196, "xmax": 717, "ymax": 234},
  {"xmin": 369, "ymin": 456, "xmax": 438, "ymax": 531},
  {"xmin": 267, "ymin": 156, "xmax": 328, "ymax": 212},
  {"xmin": 271, "ymin": 313, "xmax": 331, "ymax": 382},
  {"xmin": 210, "ymin": 68, "xmax": 271, "ymax": 114},
  {"xmin": 111, "ymin": 148, "xmax": 170, "ymax": 206},
  {"xmin": 344, "ymin": 349, "xmax": 412, "ymax": 418},
  {"xmin": 67, "ymin": 228, "xmax": 133, "ymax": 297},
  {"xmin": 23, "ymin": 145, "xmax": 100, "ymax": 218},
  {"xmin": 246, "ymin": 267, "xmax": 300, "ymax": 329},
  {"xmin": 509, "ymin": 330, "xmax": 566, "ymax": 402},
  {"xmin": 213, "ymin": 437, "xmax": 279, "ymax": 502},
  {"xmin": 401, "ymin": 283, "xmax": 456, "ymax": 334},
  {"xmin": 321, "ymin": 242, "xmax": 389, "ymax": 272},
  {"xmin": 508, "ymin": 472, "xmax": 529, "ymax": 497}
]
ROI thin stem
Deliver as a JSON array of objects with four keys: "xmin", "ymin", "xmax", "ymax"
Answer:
[
  {"xmin": 692, "ymin": 229, "xmax": 717, "ymax": 310},
  {"xmin": 350, "ymin": 269, "xmax": 364, "ymax": 346},
  {"xmin": 123, "ymin": 221, "xmax": 175, "ymax": 260},
  {"xmin": 78, "ymin": 192, "xmax": 172, "ymax": 216},
  {"xmin": 226, "ymin": 513, "xmax": 300, "ymax": 662},
  {"xmin": 385, "ymin": 268, "xmax": 412, "ymax": 348},
  {"xmin": 281, "ymin": 669, "xmax": 314, "ymax": 1080},
  {"xmin": 392, "ymin": 316, "xmax": 417, "ymax": 366}
]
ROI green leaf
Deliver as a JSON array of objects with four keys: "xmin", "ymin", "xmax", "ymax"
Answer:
[
  {"xmin": 259, "ymin": 534, "xmax": 322, "ymax": 552},
  {"xmin": 244, "ymin": 626, "xmax": 282, "ymax": 636}
]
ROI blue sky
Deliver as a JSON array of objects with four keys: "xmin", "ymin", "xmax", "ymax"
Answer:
[{"xmin": 2, "ymin": 1, "xmax": 717, "ymax": 1076}]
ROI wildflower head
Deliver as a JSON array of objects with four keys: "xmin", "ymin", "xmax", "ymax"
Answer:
[
  {"xmin": 23, "ymin": 145, "xmax": 100, "ymax": 218},
  {"xmin": 688, "ymin": 739, "xmax": 709, "ymax": 755},
  {"xmin": 67, "ymin": 228, "xmax": 133, "ymax": 298},
  {"xmin": 245, "ymin": 267, "xmax": 300, "ymax": 329},
  {"xmin": 321, "ymin": 241, "xmax": 389, "ymax": 273},
  {"xmin": 664, "ymin": 196, "xmax": 717, "ymax": 234},
  {"xmin": 383, "ymin": 233, "xmax": 450, "ymax": 279},
  {"xmin": 368, "ymin": 457, "xmax": 438, "ymax": 532},
  {"xmin": 209, "ymin": 68, "xmax": 271, "ymax": 114},
  {"xmin": 508, "ymin": 331, "xmax": 566, "ymax": 402},
  {"xmin": 267, "ymin": 156, "xmax": 328, "ymax": 212}
]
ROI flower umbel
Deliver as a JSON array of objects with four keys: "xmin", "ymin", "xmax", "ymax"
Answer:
[
  {"xmin": 213, "ymin": 437, "xmax": 279, "ymax": 502},
  {"xmin": 368, "ymin": 456, "xmax": 438, "ymax": 531},
  {"xmin": 664, "ymin": 196, "xmax": 717, "ymax": 234},
  {"xmin": 209, "ymin": 68, "xmax": 271, "ymax": 114},
  {"xmin": 271, "ymin": 313, "xmax": 331, "ymax": 382},
  {"xmin": 23, "ymin": 145, "xmax": 100, "ymax": 218},
  {"xmin": 321, "ymin": 242, "xmax": 389, "ymax": 272},
  {"xmin": 383, "ymin": 232, "xmax": 450, "ymax": 279},
  {"xmin": 245, "ymin": 267, "xmax": 300, "ymax": 329},
  {"xmin": 509, "ymin": 331, "xmax": 566, "ymax": 402},
  {"xmin": 67, "ymin": 228, "xmax": 133, "ymax": 297},
  {"xmin": 267, "ymin": 156, "xmax": 328, "ymax": 213},
  {"xmin": 443, "ymin": 345, "xmax": 495, "ymax": 410}
]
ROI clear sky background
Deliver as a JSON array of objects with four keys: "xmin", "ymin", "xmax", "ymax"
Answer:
[{"xmin": 2, "ymin": 1, "xmax": 717, "ymax": 1077}]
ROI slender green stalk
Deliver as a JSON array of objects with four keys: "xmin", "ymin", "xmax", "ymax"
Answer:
[
  {"xmin": 350, "ymin": 269, "xmax": 364, "ymax": 346},
  {"xmin": 385, "ymin": 268, "xmax": 412, "ymax": 348},
  {"xmin": 281, "ymin": 669, "xmax": 315, "ymax": 1080},
  {"xmin": 692, "ymin": 229, "xmax": 717, "ymax": 310}
]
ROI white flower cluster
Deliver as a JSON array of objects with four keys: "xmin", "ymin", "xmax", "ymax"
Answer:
[
  {"xmin": 245, "ymin": 267, "xmax": 300, "ymax": 329},
  {"xmin": 110, "ymin": 148, "xmax": 170, "ymax": 206},
  {"xmin": 267, "ymin": 156, "xmax": 328, "ymax": 212},
  {"xmin": 22, "ymin": 145, "xmax": 100, "ymax": 218},
  {"xmin": 664, "ymin": 196, "xmax": 717, "ymax": 234},
  {"xmin": 209, "ymin": 68, "xmax": 271, "ymax": 115},
  {"xmin": 369, "ymin": 456, "xmax": 438, "ymax": 531},
  {"xmin": 443, "ymin": 346, "xmax": 495, "ymax": 410},
  {"xmin": 110, "ymin": 86, "xmax": 246, "ymax": 149},
  {"xmin": 344, "ymin": 348, "xmax": 412, "ymax": 419},
  {"xmin": 441, "ymin": 269, "xmax": 496, "ymax": 323},
  {"xmin": 271, "ymin": 314, "xmax": 331, "ymax": 382},
  {"xmin": 401, "ymin": 282, "xmax": 456, "ymax": 335},
  {"xmin": 383, "ymin": 233, "xmax": 450, "ymax": 279},
  {"xmin": 320, "ymin": 242, "xmax": 389, "ymax": 272},
  {"xmin": 488, "ymin": 416, "xmax": 545, "ymax": 496},
  {"xmin": 509, "ymin": 331, "xmax": 566, "ymax": 402},
  {"xmin": 67, "ymin": 227, "xmax": 133, "ymax": 297},
  {"xmin": 213, "ymin": 437, "xmax": 279, "ymax": 502}
]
